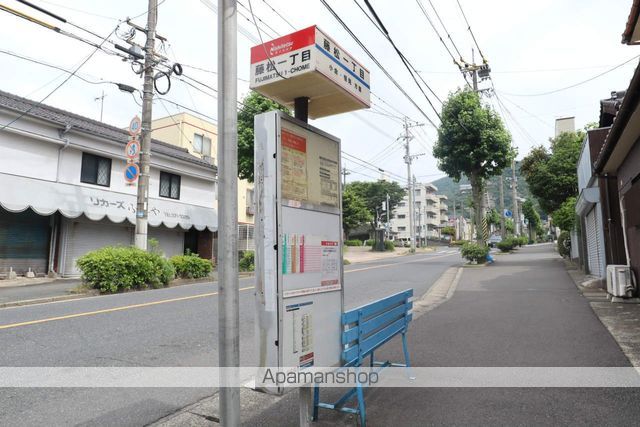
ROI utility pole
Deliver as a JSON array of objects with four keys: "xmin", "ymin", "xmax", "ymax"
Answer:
[
  {"xmin": 402, "ymin": 118, "xmax": 424, "ymax": 253},
  {"xmin": 341, "ymin": 166, "xmax": 350, "ymax": 187},
  {"xmin": 386, "ymin": 192, "xmax": 390, "ymax": 240},
  {"xmin": 499, "ymin": 174, "xmax": 506, "ymax": 238},
  {"xmin": 511, "ymin": 159, "xmax": 519, "ymax": 235},
  {"xmin": 94, "ymin": 91, "xmax": 106, "ymax": 122},
  {"xmin": 218, "ymin": 0, "xmax": 239, "ymax": 425},
  {"xmin": 134, "ymin": 0, "xmax": 158, "ymax": 250}
]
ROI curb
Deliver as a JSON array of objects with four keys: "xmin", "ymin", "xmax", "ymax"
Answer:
[
  {"xmin": 412, "ymin": 266, "xmax": 463, "ymax": 319},
  {"xmin": 0, "ymin": 292, "xmax": 97, "ymax": 309}
]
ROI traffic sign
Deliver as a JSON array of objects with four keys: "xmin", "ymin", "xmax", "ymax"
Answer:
[
  {"xmin": 124, "ymin": 163, "xmax": 140, "ymax": 183},
  {"xmin": 128, "ymin": 115, "xmax": 142, "ymax": 136},
  {"xmin": 125, "ymin": 139, "xmax": 140, "ymax": 159},
  {"xmin": 504, "ymin": 209, "xmax": 513, "ymax": 218}
]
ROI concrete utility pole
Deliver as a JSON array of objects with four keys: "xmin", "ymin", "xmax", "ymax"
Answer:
[
  {"xmin": 342, "ymin": 166, "xmax": 350, "ymax": 187},
  {"xmin": 134, "ymin": 0, "xmax": 158, "ymax": 250},
  {"xmin": 402, "ymin": 118, "xmax": 424, "ymax": 253},
  {"xmin": 511, "ymin": 159, "xmax": 519, "ymax": 235},
  {"xmin": 499, "ymin": 174, "xmax": 506, "ymax": 238},
  {"xmin": 218, "ymin": 0, "xmax": 239, "ymax": 425}
]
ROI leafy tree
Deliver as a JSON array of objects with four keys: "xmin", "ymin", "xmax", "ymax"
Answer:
[
  {"xmin": 342, "ymin": 188, "xmax": 372, "ymax": 236},
  {"xmin": 520, "ymin": 130, "xmax": 584, "ymax": 214},
  {"xmin": 434, "ymin": 89, "xmax": 514, "ymax": 243},
  {"xmin": 485, "ymin": 208, "xmax": 501, "ymax": 228},
  {"xmin": 345, "ymin": 180, "xmax": 406, "ymax": 231},
  {"xmin": 441, "ymin": 226, "xmax": 456, "ymax": 237},
  {"xmin": 237, "ymin": 91, "xmax": 290, "ymax": 182},
  {"xmin": 552, "ymin": 196, "xmax": 577, "ymax": 232},
  {"xmin": 522, "ymin": 199, "xmax": 541, "ymax": 241},
  {"xmin": 505, "ymin": 218, "xmax": 515, "ymax": 234}
]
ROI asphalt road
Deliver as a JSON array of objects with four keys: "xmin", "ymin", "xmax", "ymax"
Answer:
[
  {"xmin": 248, "ymin": 244, "xmax": 640, "ymax": 426},
  {"xmin": 0, "ymin": 248, "xmax": 462, "ymax": 426}
]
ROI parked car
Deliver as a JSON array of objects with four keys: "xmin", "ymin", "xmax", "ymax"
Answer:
[{"xmin": 487, "ymin": 234, "xmax": 503, "ymax": 247}]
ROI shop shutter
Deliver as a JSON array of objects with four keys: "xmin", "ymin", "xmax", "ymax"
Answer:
[
  {"xmin": 62, "ymin": 219, "xmax": 133, "ymax": 277},
  {"xmin": 585, "ymin": 207, "xmax": 602, "ymax": 277},
  {"xmin": 148, "ymin": 226, "xmax": 184, "ymax": 258},
  {"xmin": 0, "ymin": 209, "xmax": 49, "ymax": 275}
]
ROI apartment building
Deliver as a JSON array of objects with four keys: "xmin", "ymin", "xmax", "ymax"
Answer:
[{"xmin": 389, "ymin": 182, "xmax": 449, "ymax": 244}]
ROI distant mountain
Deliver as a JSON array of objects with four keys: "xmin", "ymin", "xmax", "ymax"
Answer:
[{"xmin": 430, "ymin": 162, "xmax": 541, "ymax": 218}]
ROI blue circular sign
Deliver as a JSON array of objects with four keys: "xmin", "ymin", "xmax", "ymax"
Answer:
[
  {"xmin": 504, "ymin": 209, "xmax": 513, "ymax": 218},
  {"xmin": 124, "ymin": 163, "xmax": 139, "ymax": 183}
]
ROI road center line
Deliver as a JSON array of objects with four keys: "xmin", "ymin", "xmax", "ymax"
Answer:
[
  {"xmin": 345, "ymin": 252, "xmax": 459, "ymax": 273},
  {"xmin": 0, "ymin": 286, "xmax": 255, "ymax": 330},
  {"xmin": 0, "ymin": 252, "xmax": 459, "ymax": 330}
]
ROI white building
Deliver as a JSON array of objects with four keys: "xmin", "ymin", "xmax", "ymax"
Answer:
[
  {"xmin": 389, "ymin": 182, "xmax": 449, "ymax": 244},
  {"xmin": 0, "ymin": 90, "xmax": 217, "ymax": 277}
]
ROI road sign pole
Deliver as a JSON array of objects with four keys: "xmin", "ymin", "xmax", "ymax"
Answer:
[{"xmin": 218, "ymin": 1, "xmax": 240, "ymax": 426}]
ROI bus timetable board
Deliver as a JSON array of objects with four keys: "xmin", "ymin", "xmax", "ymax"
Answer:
[{"xmin": 254, "ymin": 111, "xmax": 343, "ymax": 391}]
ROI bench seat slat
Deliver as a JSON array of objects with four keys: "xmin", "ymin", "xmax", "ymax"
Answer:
[
  {"xmin": 359, "ymin": 317, "xmax": 406, "ymax": 358},
  {"xmin": 359, "ymin": 302, "xmax": 412, "ymax": 337},
  {"xmin": 342, "ymin": 290, "xmax": 413, "ymax": 324}
]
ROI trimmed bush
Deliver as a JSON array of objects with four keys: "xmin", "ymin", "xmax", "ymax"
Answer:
[
  {"xmin": 558, "ymin": 231, "xmax": 571, "ymax": 258},
  {"xmin": 460, "ymin": 242, "xmax": 490, "ymax": 264},
  {"xmin": 365, "ymin": 239, "xmax": 375, "ymax": 247},
  {"xmin": 170, "ymin": 253, "xmax": 213, "ymax": 279},
  {"xmin": 450, "ymin": 240, "xmax": 469, "ymax": 246},
  {"xmin": 77, "ymin": 246, "xmax": 175, "ymax": 293},
  {"xmin": 239, "ymin": 251, "xmax": 255, "ymax": 272},
  {"xmin": 496, "ymin": 239, "xmax": 515, "ymax": 252},
  {"xmin": 344, "ymin": 239, "xmax": 363, "ymax": 247},
  {"xmin": 384, "ymin": 240, "xmax": 395, "ymax": 251}
]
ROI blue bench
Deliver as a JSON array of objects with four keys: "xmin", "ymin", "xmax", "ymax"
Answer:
[{"xmin": 313, "ymin": 289, "xmax": 413, "ymax": 426}]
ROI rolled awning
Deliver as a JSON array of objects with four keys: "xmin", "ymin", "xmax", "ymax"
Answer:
[{"xmin": 0, "ymin": 173, "xmax": 217, "ymax": 231}]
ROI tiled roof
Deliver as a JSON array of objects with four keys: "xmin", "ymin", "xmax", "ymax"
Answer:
[{"xmin": 0, "ymin": 90, "xmax": 216, "ymax": 171}]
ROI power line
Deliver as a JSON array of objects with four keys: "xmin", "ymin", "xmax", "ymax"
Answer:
[
  {"xmin": 318, "ymin": 0, "xmax": 436, "ymax": 127},
  {"xmin": 0, "ymin": 25, "xmax": 119, "ymax": 131},
  {"xmin": 456, "ymin": 0, "xmax": 486, "ymax": 63},
  {"xmin": 238, "ymin": 0, "xmax": 281, "ymax": 38},
  {"xmin": 497, "ymin": 54, "xmax": 640, "ymax": 97},
  {"xmin": 0, "ymin": 48, "xmax": 121, "ymax": 87},
  {"xmin": 362, "ymin": 0, "xmax": 443, "ymax": 109},
  {"xmin": 426, "ymin": 0, "xmax": 464, "ymax": 60},
  {"xmin": 262, "ymin": 0, "xmax": 296, "ymax": 31},
  {"xmin": 415, "ymin": 0, "xmax": 457, "ymax": 65}
]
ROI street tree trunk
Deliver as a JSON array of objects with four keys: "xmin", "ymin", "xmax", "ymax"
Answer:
[{"xmin": 469, "ymin": 171, "xmax": 485, "ymax": 244}]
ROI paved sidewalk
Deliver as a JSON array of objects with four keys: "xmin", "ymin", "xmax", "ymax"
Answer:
[
  {"xmin": 344, "ymin": 246, "xmax": 437, "ymax": 264},
  {"xmin": 233, "ymin": 244, "xmax": 640, "ymax": 425}
]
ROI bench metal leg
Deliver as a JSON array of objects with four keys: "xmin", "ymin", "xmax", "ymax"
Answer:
[
  {"xmin": 356, "ymin": 371, "xmax": 366, "ymax": 426},
  {"xmin": 312, "ymin": 384, "xmax": 320, "ymax": 421},
  {"xmin": 401, "ymin": 332, "xmax": 415, "ymax": 380}
]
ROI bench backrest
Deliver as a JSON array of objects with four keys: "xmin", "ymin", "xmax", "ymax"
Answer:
[{"xmin": 341, "ymin": 289, "xmax": 413, "ymax": 366}]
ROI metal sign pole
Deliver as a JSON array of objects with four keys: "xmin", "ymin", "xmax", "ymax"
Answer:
[{"xmin": 218, "ymin": 0, "xmax": 239, "ymax": 425}]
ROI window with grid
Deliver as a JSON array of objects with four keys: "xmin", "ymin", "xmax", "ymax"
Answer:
[
  {"xmin": 159, "ymin": 172, "xmax": 181, "ymax": 199},
  {"xmin": 80, "ymin": 153, "xmax": 111, "ymax": 187}
]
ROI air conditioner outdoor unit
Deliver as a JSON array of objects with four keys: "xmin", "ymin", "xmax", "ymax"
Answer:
[{"xmin": 606, "ymin": 265, "xmax": 633, "ymax": 298}]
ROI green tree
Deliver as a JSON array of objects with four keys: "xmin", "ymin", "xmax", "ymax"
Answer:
[
  {"xmin": 520, "ymin": 130, "xmax": 584, "ymax": 214},
  {"xmin": 522, "ymin": 199, "xmax": 541, "ymax": 241},
  {"xmin": 237, "ymin": 91, "xmax": 289, "ymax": 182},
  {"xmin": 345, "ymin": 180, "xmax": 406, "ymax": 231},
  {"xmin": 434, "ymin": 89, "xmax": 514, "ymax": 243},
  {"xmin": 342, "ymin": 188, "xmax": 372, "ymax": 237},
  {"xmin": 552, "ymin": 196, "xmax": 577, "ymax": 232},
  {"xmin": 485, "ymin": 208, "xmax": 501, "ymax": 228},
  {"xmin": 441, "ymin": 226, "xmax": 456, "ymax": 237}
]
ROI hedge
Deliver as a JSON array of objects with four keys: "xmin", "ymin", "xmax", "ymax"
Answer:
[
  {"xmin": 239, "ymin": 251, "xmax": 255, "ymax": 272},
  {"xmin": 170, "ymin": 253, "xmax": 213, "ymax": 279},
  {"xmin": 344, "ymin": 239, "xmax": 363, "ymax": 247},
  {"xmin": 384, "ymin": 240, "xmax": 395, "ymax": 251},
  {"xmin": 77, "ymin": 246, "xmax": 175, "ymax": 293},
  {"xmin": 460, "ymin": 242, "xmax": 489, "ymax": 263}
]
